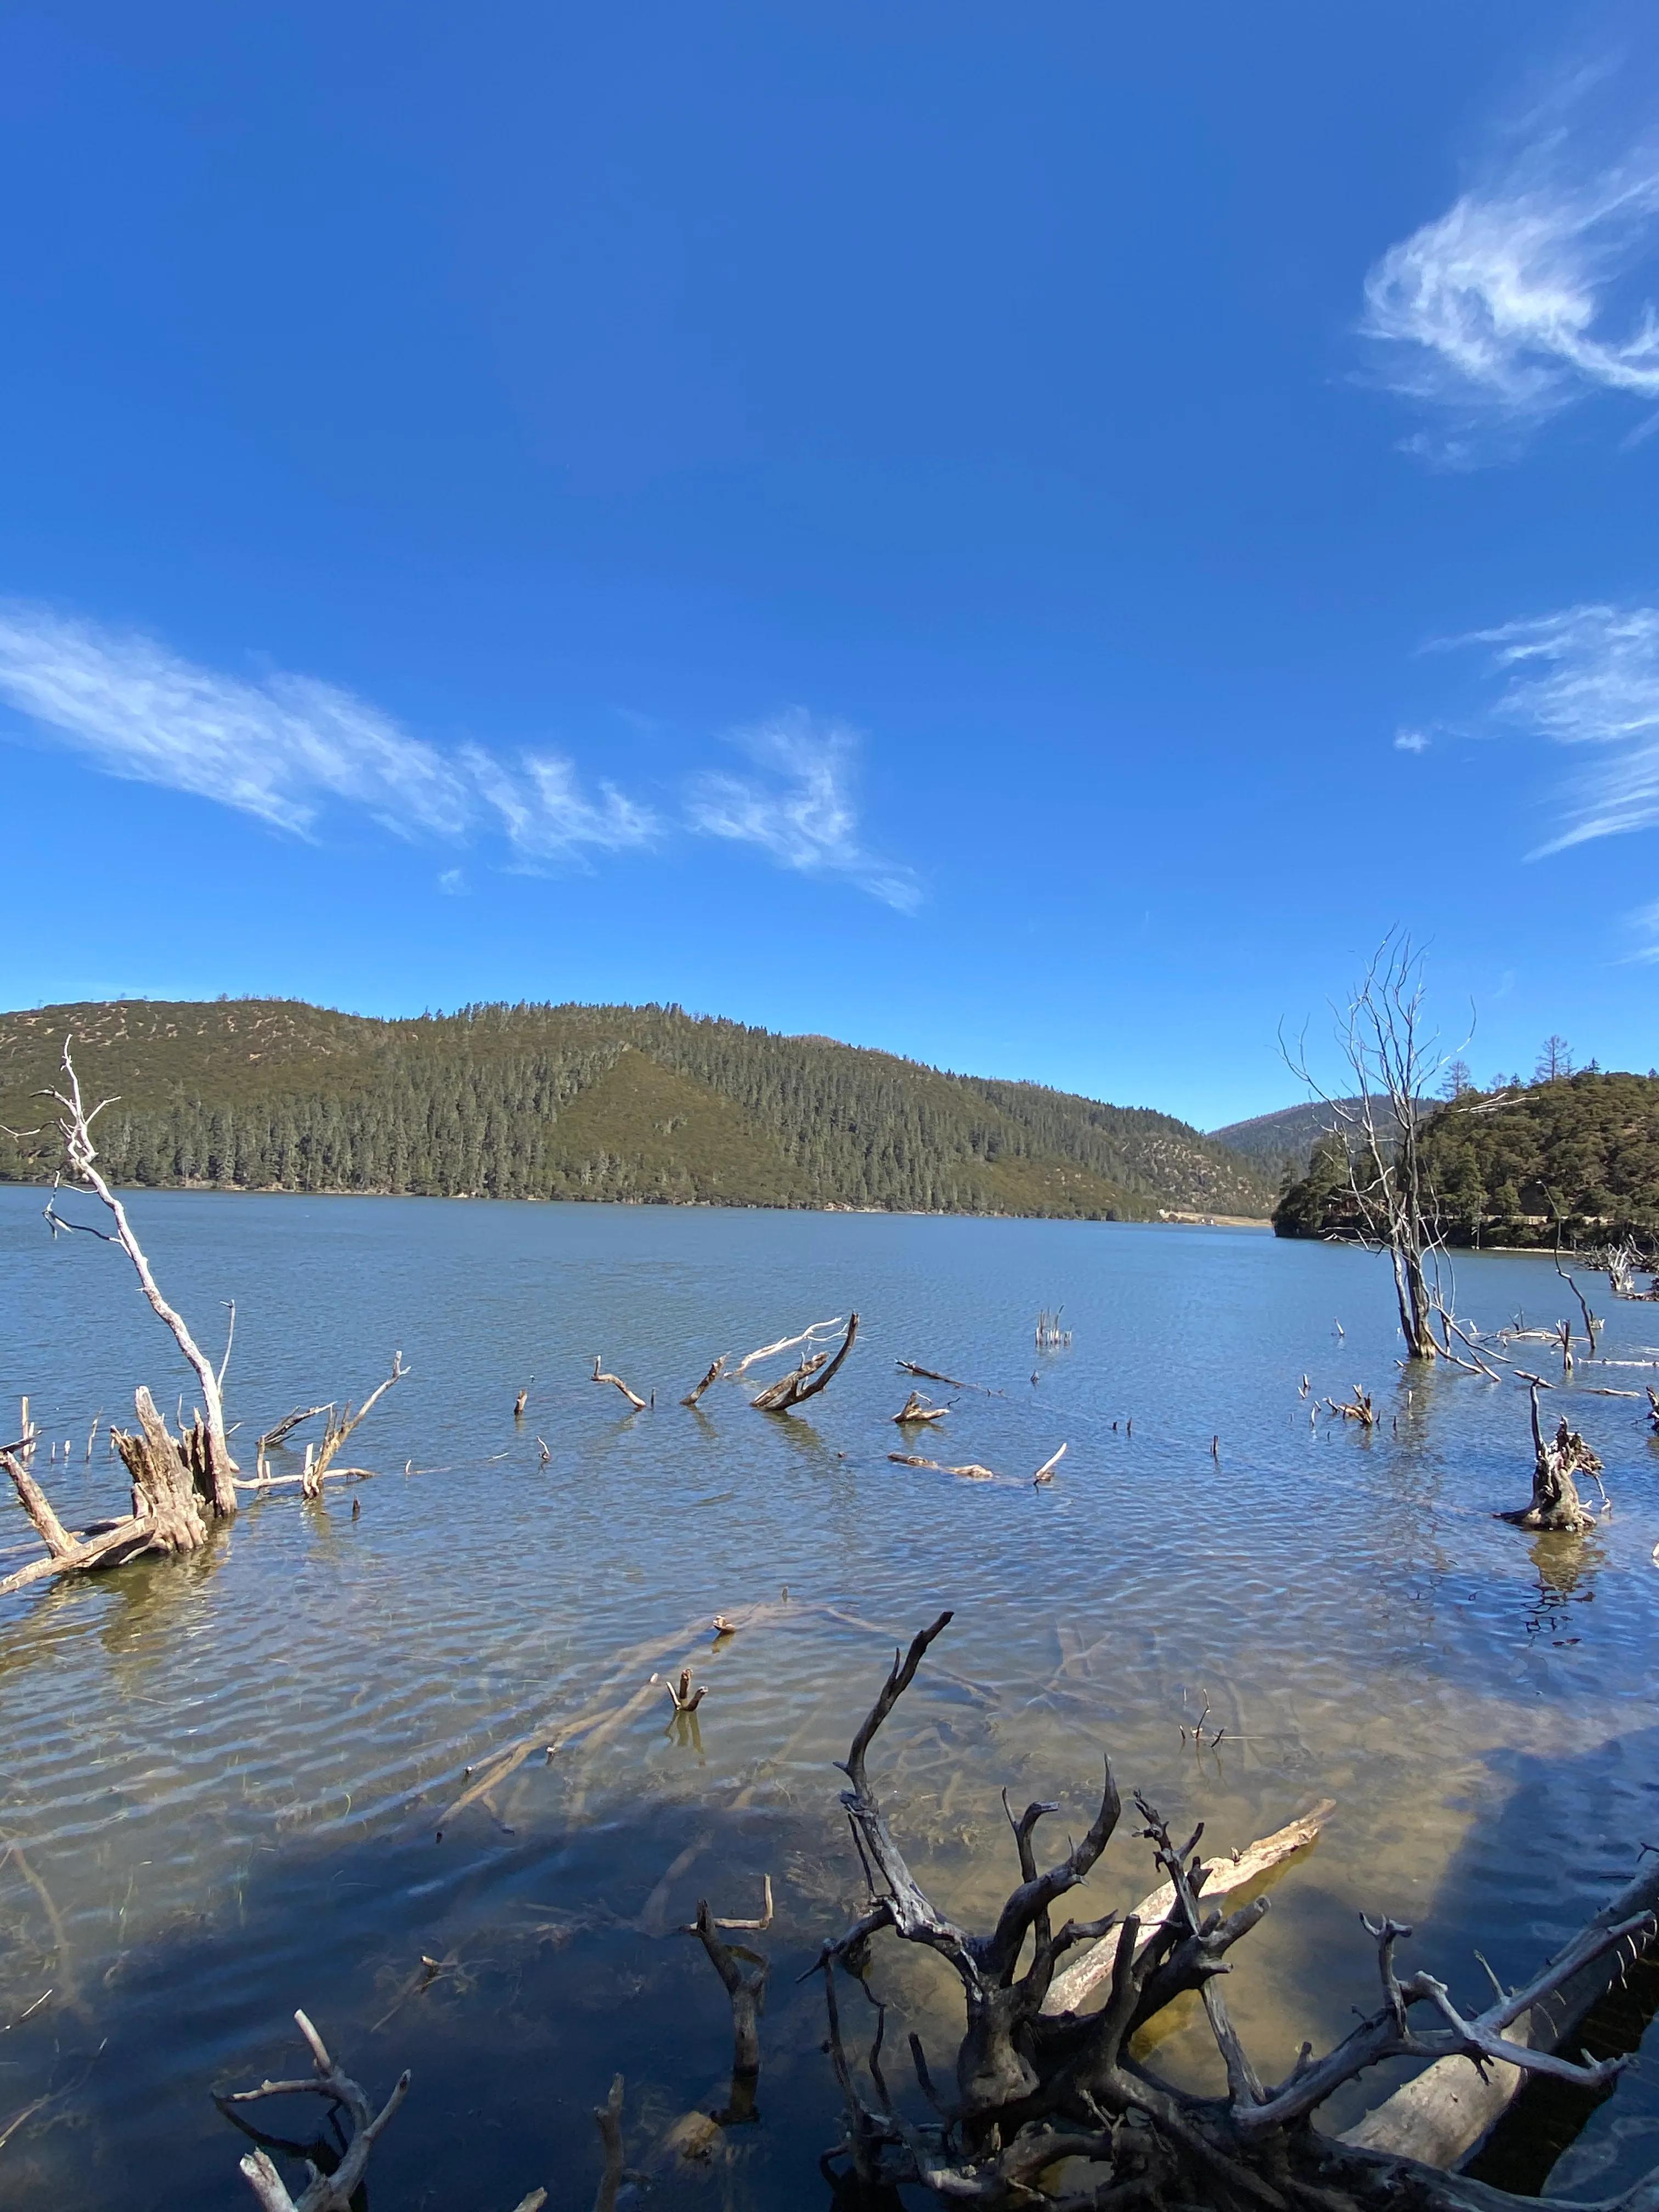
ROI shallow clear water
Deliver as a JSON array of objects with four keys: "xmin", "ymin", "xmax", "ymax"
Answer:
[{"xmin": 2, "ymin": 1188, "xmax": 1657, "ymax": 2207}]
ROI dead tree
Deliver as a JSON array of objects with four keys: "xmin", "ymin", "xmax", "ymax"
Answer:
[
  {"xmin": 1499, "ymin": 1387, "xmax": 1602, "ymax": 1534},
  {"xmin": 1284, "ymin": 933, "xmax": 1453, "ymax": 1362},
  {"xmin": 812, "ymin": 1615, "xmax": 1658, "ymax": 2211},
  {"xmin": 16, "ymin": 1039, "xmax": 240, "ymax": 1512},
  {"xmin": 1, "ymin": 1378, "xmax": 240, "ymax": 1596},
  {"xmin": 894, "ymin": 1391, "xmax": 949, "ymax": 1425},
  {"xmin": 1647, "ymin": 1386, "xmax": 1658, "ymax": 1435},
  {"xmin": 751, "ymin": 1313, "xmax": 859, "ymax": 1412}
]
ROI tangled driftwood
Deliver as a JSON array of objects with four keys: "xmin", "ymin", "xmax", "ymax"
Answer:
[{"xmin": 810, "ymin": 1613, "xmax": 1659, "ymax": 2210}]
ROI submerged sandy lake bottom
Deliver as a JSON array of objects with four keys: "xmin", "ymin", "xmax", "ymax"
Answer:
[{"xmin": 2, "ymin": 1189, "xmax": 1658, "ymax": 2207}]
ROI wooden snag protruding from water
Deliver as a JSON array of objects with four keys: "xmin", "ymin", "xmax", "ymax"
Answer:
[
  {"xmin": 1325, "ymin": 1384, "xmax": 1378, "ymax": 1429},
  {"xmin": 685, "ymin": 1897, "xmax": 770, "ymax": 2125},
  {"xmin": 216, "ymin": 2007, "xmax": 410, "ymax": 2212},
  {"xmin": 32, "ymin": 1039, "xmax": 241, "ymax": 1516},
  {"xmin": 1499, "ymin": 1385, "xmax": 1603, "ymax": 1534},
  {"xmin": 680, "ymin": 1355, "xmax": 727, "ymax": 1408},
  {"xmin": 749, "ymin": 1313, "xmax": 859, "ymax": 1413},
  {"xmin": 591, "ymin": 1356, "xmax": 647, "ymax": 1413},
  {"xmin": 893, "ymin": 1391, "xmax": 949, "ymax": 1426},
  {"xmin": 1030, "ymin": 1443, "xmax": 1066, "ymax": 1485},
  {"xmin": 809, "ymin": 1613, "xmax": 1658, "ymax": 2210},
  {"xmin": 514, "ymin": 1383, "xmax": 531, "ymax": 1419},
  {"xmin": 216, "ymin": 2009, "xmax": 551, "ymax": 2212}
]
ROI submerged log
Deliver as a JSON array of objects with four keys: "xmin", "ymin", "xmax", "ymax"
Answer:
[
  {"xmin": 888, "ymin": 1451, "xmax": 1000, "ymax": 1481},
  {"xmin": 1344, "ymin": 1850, "xmax": 1659, "ymax": 2169}
]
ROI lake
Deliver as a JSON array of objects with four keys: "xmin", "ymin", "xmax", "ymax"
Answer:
[{"xmin": 2, "ymin": 1187, "xmax": 1658, "ymax": 2208}]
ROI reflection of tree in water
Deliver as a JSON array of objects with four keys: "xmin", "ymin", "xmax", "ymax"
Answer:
[{"xmin": 1520, "ymin": 1530, "xmax": 1604, "ymax": 1647}]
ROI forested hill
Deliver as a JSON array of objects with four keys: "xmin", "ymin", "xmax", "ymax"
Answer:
[
  {"xmin": 0, "ymin": 1000, "xmax": 1277, "ymax": 1221},
  {"xmin": 1273, "ymin": 1070, "xmax": 1659, "ymax": 1248}
]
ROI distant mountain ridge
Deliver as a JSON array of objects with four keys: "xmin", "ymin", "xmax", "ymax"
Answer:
[
  {"xmin": 0, "ymin": 998, "xmax": 1278, "ymax": 1221},
  {"xmin": 1210, "ymin": 1098, "xmax": 1369, "ymax": 1182}
]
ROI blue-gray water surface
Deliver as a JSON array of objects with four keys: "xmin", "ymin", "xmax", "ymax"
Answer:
[{"xmin": 2, "ymin": 1188, "xmax": 1658, "ymax": 2207}]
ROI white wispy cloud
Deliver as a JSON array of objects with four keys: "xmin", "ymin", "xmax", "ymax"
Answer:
[
  {"xmin": 1629, "ymin": 899, "xmax": 1659, "ymax": 961},
  {"xmin": 686, "ymin": 709, "xmax": 922, "ymax": 912},
  {"xmin": 1362, "ymin": 126, "xmax": 1659, "ymax": 458},
  {"xmin": 1457, "ymin": 602, "xmax": 1659, "ymax": 851},
  {"xmin": 1394, "ymin": 728, "xmax": 1431, "ymax": 753},
  {"xmin": 0, "ymin": 602, "xmax": 656, "ymax": 867},
  {"xmin": 462, "ymin": 746, "xmax": 657, "ymax": 864}
]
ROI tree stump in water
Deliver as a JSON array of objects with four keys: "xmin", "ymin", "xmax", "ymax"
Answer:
[
  {"xmin": 115, "ymin": 1387, "xmax": 211, "ymax": 1554},
  {"xmin": 1500, "ymin": 1389, "xmax": 1601, "ymax": 1534}
]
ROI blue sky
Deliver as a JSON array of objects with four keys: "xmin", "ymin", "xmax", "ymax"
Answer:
[{"xmin": 3, "ymin": 2, "xmax": 1658, "ymax": 1127}]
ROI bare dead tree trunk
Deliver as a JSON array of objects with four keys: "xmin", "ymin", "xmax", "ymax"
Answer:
[
  {"xmin": 20, "ymin": 1040, "xmax": 240, "ymax": 1513},
  {"xmin": 1284, "ymin": 934, "xmax": 1458, "ymax": 1363}
]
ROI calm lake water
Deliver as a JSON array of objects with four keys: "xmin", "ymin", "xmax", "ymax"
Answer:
[{"xmin": 3, "ymin": 1188, "xmax": 1658, "ymax": 2208}]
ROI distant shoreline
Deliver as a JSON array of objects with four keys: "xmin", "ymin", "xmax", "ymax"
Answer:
[{"xmin": 0, "ymin": 1176, "xmax": 1271, "ymax": 1227}]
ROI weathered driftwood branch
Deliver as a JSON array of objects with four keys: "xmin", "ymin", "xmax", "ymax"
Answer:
[
  {"xmin": 812, "ymin": 1616, "xmax": 1655, "ymax": 2211},
  {"xmin": 751, "ymin": 1313, "xmax": 859, "ymax": 1412},
  {"xmin": 591, "ymin": 1356, "xmax": 647, "ymax": 1412},
  {"xmin": 729, "ymin": 1319, "xmax": 844, "ymax": 1382},
  {"xmin": 894, "ymin": 1390, "xmax": 949, "ymax": 1425},
  {"xmin": 304, "ymin": 1353, "xmax": 407, "ymax": 1497},
  {"xmin": 1499, "ymin": 1387, "xmax": 1601, "ymax": 1533},
  {"xmin": 256, "ymin": 1407, "xmax": 329, "ymax": 1459},
  {"xmin": 1031, "ymin": 1443, "xmax": 1067, "ymax": 1485},
  {"xmin": 217, "ymin": 2010, "xmax": 410, "ymax": 2212},
  {"xmin": 1327, "ymin": 1385, "xmax": 1378, "ymax": 1428},
  {"xmin": 681, "ymin": 1356, "xmax": 727, "ymax": 1408},
  {"xmin": 37, "ymin": 1040, "xmax": 239, "ymax": 1514}
]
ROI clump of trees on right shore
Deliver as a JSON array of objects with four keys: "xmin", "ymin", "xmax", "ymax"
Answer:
[{"xmin": 1276, "ymin": 1065, "xmax": 1659, "ymax": 1251}]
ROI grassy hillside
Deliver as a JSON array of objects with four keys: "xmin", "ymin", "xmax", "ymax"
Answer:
[{"xmin": 0, "ymin": 998, "xmax": 1277, "ymax": 1221}]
